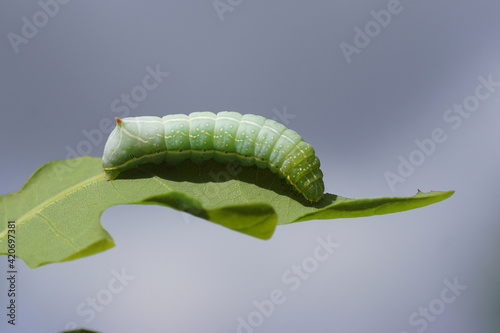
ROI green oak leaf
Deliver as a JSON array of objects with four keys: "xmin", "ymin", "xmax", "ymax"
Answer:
[{"xmin": 0, "ymin": 157, "xmax": 453, "ymax": 268}]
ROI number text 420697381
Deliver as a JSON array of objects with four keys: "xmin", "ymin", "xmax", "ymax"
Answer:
[{"xmin": 6, "ymin": 220, "xmax": 17, "ymax": 326}]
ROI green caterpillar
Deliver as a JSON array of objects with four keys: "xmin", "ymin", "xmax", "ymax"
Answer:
[{"xmin": 102, "ymin": 111, "xmax": 324, "ymax": 202}]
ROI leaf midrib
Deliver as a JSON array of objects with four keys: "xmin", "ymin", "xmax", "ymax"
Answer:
[{"xmin": 0, "ymin": 172, "xmax": 105, "ymax": 240}]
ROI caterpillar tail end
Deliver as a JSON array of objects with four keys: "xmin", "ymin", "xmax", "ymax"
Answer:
[{"xmin": 105, "ymin": 170, "xmax": 120, "ymax": 181}]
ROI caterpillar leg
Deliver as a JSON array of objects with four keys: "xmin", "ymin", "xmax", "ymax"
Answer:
[{"xmin": 105, "ymin": 170, "xmax": 120, "ymax": 181}]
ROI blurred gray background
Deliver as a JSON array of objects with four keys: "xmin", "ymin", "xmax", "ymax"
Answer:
[{"xmin": 1, "ymin": 1, "xmax": 500, "ymax": 332}]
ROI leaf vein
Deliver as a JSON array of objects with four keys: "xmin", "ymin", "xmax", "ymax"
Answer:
[{"xmin": 35, "ymin": 212, "xmax": 79, "ymax": 250}]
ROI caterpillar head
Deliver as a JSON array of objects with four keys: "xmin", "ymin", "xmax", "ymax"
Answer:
[{"xmin": 302, "ymin": 179, "xmax": 325, "ymax": 203}]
